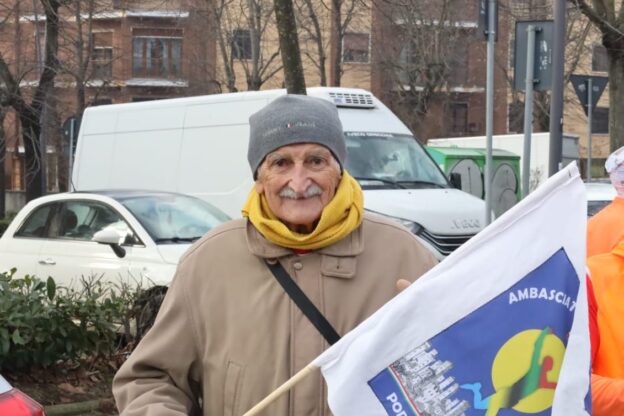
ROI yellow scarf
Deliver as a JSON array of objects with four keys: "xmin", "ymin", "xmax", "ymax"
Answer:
[{"xmin": 242, "ymin": 170, "xmax": 364, "ymax": 250}]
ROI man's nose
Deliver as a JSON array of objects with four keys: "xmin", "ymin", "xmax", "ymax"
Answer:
[{"xmin": 288, "ymin": 163, "xmax": 312, "ymax": 194}]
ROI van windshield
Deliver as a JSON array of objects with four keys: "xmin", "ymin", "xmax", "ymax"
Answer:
[{"xmin": 344, "ymin": 132, "xmax": 448, "ymax": 189}]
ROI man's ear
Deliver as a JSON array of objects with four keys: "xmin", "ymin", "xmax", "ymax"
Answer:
[{"xmin": 255, "ymin": 180, "xmax": 264, "ymax": 195}]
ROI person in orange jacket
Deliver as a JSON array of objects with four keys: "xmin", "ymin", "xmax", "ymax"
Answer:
[
  {"xmin": 587, "ymin": 239, "xmax": 624, "ymax": 415},
  {"xmin": 587, "ymin": 146, "xmax": 624, "ymax": 257}
]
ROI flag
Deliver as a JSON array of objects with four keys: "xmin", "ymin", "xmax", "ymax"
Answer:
[{"xmin": 313, "ymin": 163, "xmax": 591, "ymax": 416}]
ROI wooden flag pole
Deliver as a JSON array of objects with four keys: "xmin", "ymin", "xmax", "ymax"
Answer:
[{"xmin": 242, "ymin": 363, "xmax": 319, "ymax": 416}]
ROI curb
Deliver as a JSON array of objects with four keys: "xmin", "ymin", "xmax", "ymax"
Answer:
[{"xmin": 44, "ymin": 398, "xmax": 116, "ymax": 415}]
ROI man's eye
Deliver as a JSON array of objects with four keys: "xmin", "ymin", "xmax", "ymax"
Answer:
[
  {"xmin": 274, "ymin": 159, "xmax": 289, "ymax": 167},
  {"xmin": 309, "ymin": 157, "xmax": 324, "ymax": 165}
]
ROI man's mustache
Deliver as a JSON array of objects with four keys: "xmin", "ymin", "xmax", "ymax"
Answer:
[{"xmin": 278, "ymin": 184, "xmax": 323, "ymax": 199}]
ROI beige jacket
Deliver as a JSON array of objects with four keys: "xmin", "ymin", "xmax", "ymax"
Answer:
[{"xmin": 113, "ymin": 213, "xmax": 437, "ymax": 416}]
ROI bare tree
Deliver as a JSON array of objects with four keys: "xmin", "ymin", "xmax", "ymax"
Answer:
[
  {"xmin": 209, "ymin": 0, "xmax": 283, "ymax": 91},
  {"xmin": 328, "ymin": 0, "xmax": 362, "ymax": 85},
  {"xmin": 57, "ymin": 0, "xmax": 104, "ymax": 119},
  {"xmin": 372, "ymin": 0, "xmax": 471, "ymax": 137},
  {"xmin": 0, "ymin": 105, "xmax": 7, "ymax": 217},
  {"xmin": 0, "ymin": 0, "xmax": 61, "ymax": 201},
  {"xmin": 294, "ymin": 0, "xmax": 330, "ymax": 85},
  {"xmin": 571, "ymin": 0, "xmax": 624, "ymax": 150},
  {"xmin": 293, "ymin": 0, "xmax": 367, "ymax": 86},
  {"xmin": 274, "ymin": 0, "xmax": 306, "ymax": 93}
]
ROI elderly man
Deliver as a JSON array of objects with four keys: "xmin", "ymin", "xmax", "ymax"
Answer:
[{"xmin": 113, "ymin": 94, "xmax": 437, "ymax": 415}]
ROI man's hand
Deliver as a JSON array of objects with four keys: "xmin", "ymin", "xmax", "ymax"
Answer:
[{"xmin": 396, "ymin": 279, "xmax": 411, "ymax": 293}]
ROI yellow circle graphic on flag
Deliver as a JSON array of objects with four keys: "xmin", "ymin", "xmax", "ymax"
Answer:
[{"xmin": 490, "ymin": 328, "xmax": 565, "ymax": 413}]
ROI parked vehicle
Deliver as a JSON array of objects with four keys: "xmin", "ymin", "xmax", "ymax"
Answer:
[
  {"xmin": 0, "ymin": 374, "xmax": 45, "ymax": 416},
  {"xmin": 0, "ymin": 191, "xmax": 229, "ymax": 287},
  {"xmin": 428, "ymin": 132, "xmax": 580, "ymax": 191},
  {"xmin": 72, "ymin": 87, "xmax": 486, "ymax": 259},
  {"xmin": 586, "ymin": 181, "xmax": 616, "ymax": 217}
]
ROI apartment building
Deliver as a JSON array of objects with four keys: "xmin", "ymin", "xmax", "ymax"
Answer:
[
  {"xmin": 220, "ymin": 0, "xmax": 510, "ymax": 140},
  {"xmin": 0, "ymin": 0, "xmax": 216, "ymax": 194}
]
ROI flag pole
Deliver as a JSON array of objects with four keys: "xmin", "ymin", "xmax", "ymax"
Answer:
[{"xmin": 242, "ymin": 363, "xmax": 319, "ymax": 416}]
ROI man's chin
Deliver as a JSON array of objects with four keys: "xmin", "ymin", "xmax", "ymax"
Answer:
[{"xmin": 280, "ymin": 212, "xmax": 322, "ymax": 233}]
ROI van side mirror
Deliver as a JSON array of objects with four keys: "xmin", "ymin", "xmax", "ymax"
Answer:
[
  {"xmin": 449, "ymin": 172, "xmax": 462, "ymax": 190},
  {"xmin": 93, "ymin": 228, "xmax": 126, "ymax": 258}
]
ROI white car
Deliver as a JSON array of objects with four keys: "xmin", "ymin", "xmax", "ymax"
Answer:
[
  {"xmin": 0, "ymin": 191, "xmax": 230, "ymax": 288},
  {"xmin": 585, "ymin": 181, "xmax": 616, "ymax": 217}
]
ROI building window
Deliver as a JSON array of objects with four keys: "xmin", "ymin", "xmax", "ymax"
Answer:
[
  {"xmin": 592, "ymin": 44, "xmax": 608, "ymax": 72},
  {"xmin": 92, "ymin": 32, "xmax": 113, "ymax": 78},
  {"xmin": 448, "ymin": 36, "xmax": 469, "ymax": 86},
  {"xmin": 449, "ymin": 102, "xmax": 468, "ymax": 134},
  {"xmin": 232, "ymin": 29, "xmax": 252, "ymax": 60},
  {"xmin": 93, "ymin": 48, "xmax": 112, "ymax": 78},
  {"xmin": 343, "ymin": 33, "xmax": 370, "ymax": 63},
  {"xmin": 397, "ymin": 41, "xmax": 418, "ymax": 85},
  {"xmin": 592, "ymin": 107, "xmax": 609, "ymax": 134},
  {"xmin": 132, "ymin": 28, "xmax": 183, "ymax": 78}
]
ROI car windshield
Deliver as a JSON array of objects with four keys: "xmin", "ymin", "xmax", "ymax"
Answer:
[
  {"xmin": 587, "ymin": 200, "xmax": 610, "ymax": 217},
  {"xmin": 344, "ymin": 132, "xmax": 449, "ymax": 189},
  {"xmin": 117, "ymin": 194, "xmax": 230, "ymax": 243}
]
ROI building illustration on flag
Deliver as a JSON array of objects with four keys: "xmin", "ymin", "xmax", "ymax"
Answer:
[
  {"xmin": 311, "ymin": 163, "xmax": 591, "ymax": 416},
  {"xmin": 368, "ymin": 249, "xmax": 580, "ymax": 416}
]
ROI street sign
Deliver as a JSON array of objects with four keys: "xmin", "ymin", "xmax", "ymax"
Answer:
[
  {"xmin": 477, "ymin": 0, "xmax": 498, "ymax": 41},
  {"xmin": 570, "ymin": 75, "xmax": 608, "ymax": 116},
  {"xmin": 513, "ymin": 20, "xmax": 554, "ymax": 91}
]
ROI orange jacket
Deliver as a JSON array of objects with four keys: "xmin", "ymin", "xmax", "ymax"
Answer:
[
  {"xmin": 587, "ymin": 241, "xmax": 624, "ymax": 415},
  {"xmin": 587, "ymin": 197, "xmax": 624, "ymax": 257}
]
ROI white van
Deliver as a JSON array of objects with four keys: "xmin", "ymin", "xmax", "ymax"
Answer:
[{"xmin": 72, "ymin": 87, "xmax": 485, "ymax": 259}]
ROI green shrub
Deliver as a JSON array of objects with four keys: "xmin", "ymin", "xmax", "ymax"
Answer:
[
  {"xmin": 0, "ymin": 270, "xmax": 142, "ymax": 371},
  {"xmin": 0, "ymin": 213, "xmax": 16, "ymax": 237}
]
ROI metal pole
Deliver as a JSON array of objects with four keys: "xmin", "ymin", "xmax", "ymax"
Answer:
[
  {"xmin": 522, "ymin": 25, "xmax": 536, "ymax": 198},
  {"xmin": 484, "ymin": 0, "xmax": 496, "ymax": 225},
  {"xmin": 68, "ymin": 119, "xmax": 74, "ymax": 191},
  {"xmin": 587, "ymin": 78, "xmax": 593, "ymax": 182},
  {"xmin": 548, "ymin": 0, "xmax": 565, "ymax": 176}
]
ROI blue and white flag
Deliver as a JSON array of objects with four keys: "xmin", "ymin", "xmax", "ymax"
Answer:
[{"xmin": 313, "ymin": 163, "xmax": 590, "ymax": 415}]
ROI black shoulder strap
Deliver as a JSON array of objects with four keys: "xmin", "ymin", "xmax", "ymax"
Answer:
[{"xmin": 265, "ymin": 260, "xmax": 341, "ymax": 345}]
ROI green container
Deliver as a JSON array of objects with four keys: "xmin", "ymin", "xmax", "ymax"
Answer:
[{"xmin": 426, "ymin": 146, "xmax": 521, "ymax": 217}]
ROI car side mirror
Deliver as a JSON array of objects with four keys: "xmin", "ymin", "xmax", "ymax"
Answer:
[
  {"xmin": 449, "ymin": 172, "xmax": 462, "ymax": 190},
  {"xmin": 92, "ymin": 228, "xmax": 126, "ymax": 258}
]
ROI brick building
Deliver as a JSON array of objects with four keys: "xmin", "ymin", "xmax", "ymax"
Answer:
[{"xmin": 0, "ymin": 0, "xmax": 216, "ymax": 197}]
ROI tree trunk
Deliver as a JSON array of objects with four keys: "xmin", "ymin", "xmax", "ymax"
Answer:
[
  {"xmin": 0, "ymin": 110, "xmax": 6, "ymax": 218},
  {"xmin": 607, "ymin": 43, "xmax": 624, "ymax": 150},
  {"xmin": 301, "ymin": 0, "xmax": 327, "ymax": 85},
  {"xmin": 249, "ymin": 0, "xmax": 261, "ymax": 90},
  {"xmin": 330, "ymin": 0, "xmax": 341, "ymax": 86},
  {"xmin": 24, "ymin": 0, "xmax": 60, "ymax": 201},
  {"xmin": 274, "ymin": 0, "xmax": 306, "ymax": 94},
  {"xmin": 21, "ymin": 111, "xmax": 45, "ymax": 202}
]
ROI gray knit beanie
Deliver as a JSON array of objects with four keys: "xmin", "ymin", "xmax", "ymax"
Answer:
[{"xmin": 248, "ymin": 94, "xmax": 346, "ymax": 178}]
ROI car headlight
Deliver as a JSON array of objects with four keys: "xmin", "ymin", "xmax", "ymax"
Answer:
[
  {"xmin": 366, "ymin": 210, "xmax": 424, "ymax": 235},
  {"xmin": 395, "ymin": 218, "xmax": 424, "ymax": 235}
]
